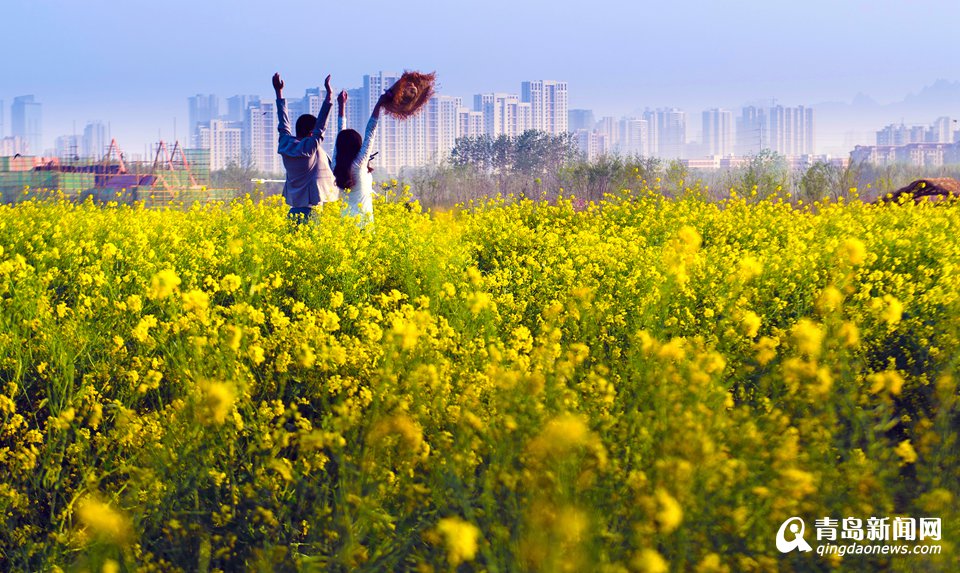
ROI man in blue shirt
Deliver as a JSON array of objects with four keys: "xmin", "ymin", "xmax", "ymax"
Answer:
[{"xmin": 273, "ymin": 72, "xmax": 337, "ymax": 222}]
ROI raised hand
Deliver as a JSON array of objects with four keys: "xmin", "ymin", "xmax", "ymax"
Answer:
[
  {"xmin": 272, "ymin": 73, "xmax": 284, "ymax": 94},
  {"xmin": 372, "ymin": 90, "xmax": 392, "ymax": 118},
  {"xmin": 324, "ymin": 75, "xmax": 332, "ymax": 96},
  {"xmin": 337, "ymin": 90, "xmax": 348, "ymax": 107}
]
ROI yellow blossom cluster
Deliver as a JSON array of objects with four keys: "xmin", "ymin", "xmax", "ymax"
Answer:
[{"xmin": 0, "ymin": 190, "xmax": 957, "ymax": 571}]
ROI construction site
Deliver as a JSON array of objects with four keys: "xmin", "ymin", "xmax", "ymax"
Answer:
[{"xmin": 0, "ymin": 139, "xmax": 237, "ymax": 206}]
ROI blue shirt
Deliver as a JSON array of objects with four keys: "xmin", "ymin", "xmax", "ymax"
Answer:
[{"xmin": 277, "ymin": 96, "xmax": 336, "ymax": 208}]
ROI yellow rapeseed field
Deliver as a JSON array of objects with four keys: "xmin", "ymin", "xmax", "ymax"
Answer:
[{"xmin": 0, "ymin": 187, "xmax": 957, "ymax": 572}]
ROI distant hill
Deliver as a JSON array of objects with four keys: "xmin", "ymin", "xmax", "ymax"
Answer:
[{"xmin": 814, "ymin": 79, "xmax": 960, "ymax": 155}]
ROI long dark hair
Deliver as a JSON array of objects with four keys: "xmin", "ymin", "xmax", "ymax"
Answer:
[{"xmin": 333, "ymin": 129, "xmax": 362, "ymax": 189}]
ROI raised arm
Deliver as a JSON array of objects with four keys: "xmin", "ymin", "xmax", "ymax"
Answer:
[
  {"xmin": 337, "ymin": 90, "xmax": 347, "ymax": 134},
  {"xmin": 292, "ymin": 75, "xmax": 333, "ymax": 157},
  {"xmin": 274, "ymin": 72, "xmax": 292, "ymax": 137},
  {"xmin": 310, "ymin": 75, "xmax": 334, "ymax": 142},
  {"xmin": 355, "ymin": 91, "xmax": 391, "ymax": 166},
  {"xmin": 333, "ymin": 90, "xmax": 348, "ymax": 165}
]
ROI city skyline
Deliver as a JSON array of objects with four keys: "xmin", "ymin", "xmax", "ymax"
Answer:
[
  {"xmin": 3, "ymin": 0, "xmax": 960, "ymax": 156},
  {"xmin": 0, "ymin": 79, "xmax": 960, "ymax": 173},
  {"xmin": 7, "ymin": 75, "xmax": 960, "ymax": 174}
]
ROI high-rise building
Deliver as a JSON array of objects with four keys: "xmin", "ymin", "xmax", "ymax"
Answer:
[
  {"xmin": 702, "ymin": 108, "xmax": 734, "ymax": 157},
  {"xmin": 736, "ymin": 106, "xmax": 766, "ymax": 156},
  {"xmin": 226, "ymin": 95, "xmax": 260, "ymax": 122},
  {"xmin": 344, "ymin": 88, "xmax": 366, "ymax": 133},
  {"xmin": 521, "ymin": 80, "xmax": 568, "ymax": 135},
  {"xmin": 618, "ymin": 118, "xmax": 649, "ymax": 157},
  {"xmin": 768, "ymin": 105, "xmax": 814, "ymax": 156},
  {"xmin": 877, "ymin": 124, "xmax": 910, "ymax": 146},
  {"xmin": 55, "ymin": 135, "xmax": 80, "ymax": 159},
  {"xmin": 457, "ymin": 107, "xmax": 485, "ymax": 139},
  {"xmin": 361, "ymin": 72, "xmax": 403, "ymax": 173},
  {"xmin": 928, "ymin": 117, "xmax": 952, "ymax": 143},
  {"xmin": 12, "ymin": 95, "xmax": 42, "ymax": 155},
  {"xmin": 426, "ymin": 96, "xmax": 461, "ymax": 163},
  {"xmin": 910, "ymin": 125, "xmax": 927, "ymax": 143},
  {"xmin": 596, "ymin": 116, "xmax": 620, "ymax": 152},
  {"xmin": 0, "ymin": 137, "xmax": 25, "ymax": 156},
  {"xmin": 474, "ymin": 94, "xmax": 497, "ymax": 136},
  {"xmin": 474, "ymin": 93, "xmax": 532, "ymax": 137},
  {"xmin": 197, "ymin": 119, "xmax": 242, "ymax": 170},
  {"xmin": 875, "ymin": 118, "xmax": 954, "ymax": 148},
  {"xmin": 82, "ymin": 121, "xmax": 107, "ymax": 159},
  {"xmin": 188, "ymin": 95, "xmax": 219, "ymax": 147},
  {"xmin": 643, "ymin": 108, "xmax": 685, "ymax": 159},
  {"xmin": 569, "ymin": 109, "xmax": 595, "ymax": 133},
  {"xmin": 516, "ymin": 102, "xmax": 533, "ymax": 135},
  {"xmin": 245, "ymin": 101, "xmax": 281, "ymax": 174},
  {"xmin": 573, "ymin": 129, "xmax": 602, "ymax": 160}
]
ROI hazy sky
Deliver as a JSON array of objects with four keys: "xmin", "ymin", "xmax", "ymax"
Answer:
[{"xmin": 3, "ymin": 0, "xmax": 960, "ymax": 154}]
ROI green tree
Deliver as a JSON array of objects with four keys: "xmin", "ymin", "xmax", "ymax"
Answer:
[
  {"xmin": 799, "ymin": 160, "xmax": 842, "ymax": 203},
  {"xmin": 726, "ymin": 150, "xmax": 788, "ymax": 200}
]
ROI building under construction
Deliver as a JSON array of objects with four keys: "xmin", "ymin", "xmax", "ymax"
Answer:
[{"xmin": 0, "ymin": 139, "xmax": 235, "ymax": 206}]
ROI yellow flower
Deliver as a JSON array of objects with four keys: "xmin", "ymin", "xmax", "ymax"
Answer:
[
  {"xmin": 56, "ymin": 407, "xmax": 75, "ymax": 430},
  {"xmin": 677, "ymin": 225, "xmax": 702, "ymax": 252},
  {"xmin": 780, "ymin": 468, "xmax": 817, "ymax": 497},
  {"xmin": 697, "ymin": 553, "xmax": 729, "ymax": 573},
  {"xmin": 298, "ymin": 343, "xmax": 316, "ymax": 368},
  {"xmin": 76, "ymin": 497, "xmax": 131, "ymax": 544},
  {"xmin": 881, "ymin": 295, "xmax": 903, "ymax": 325},
  {"xmin": 895, "ymin": 439, "xmax": 917, "ymax": 465},
  {"xmin": 132, "ymin": 315, "xmax": 158, "ymax": 343},
  {"xmin": 201, "ymin": 381, "xmax": 236, "ymax": 424},
  {"xmin": 390, "ymin": 317, "xmax": 420, "ymax": 350},
  {"xmin": 368, "ymin": 413, "xmax": 423, "ymax": 453},
  {"xmin": 839, "ymin": 237, "xmax": 867, "ymax": 265},
  {"xmin": 181, "ymin": 289, "xmax": 209, "ymax": 313},
  {"xmin": 817, "ymin": 286, "xmax": 843, "ymax": 313},
  {"xmin": 838, "ymin": 322, "xmax": 860, "ymax": 348},
  {"xmin": 634, "ymin": 548, "xmax": 669, "ymax": 573},
  {"xmin": 125, "ymin": 294, "xmax": 143, "ymax": 313},
  {"xmin": 528, "ymin": 414, "xmax": 591, "ymax": 460},
  {"xmin": 468, "ymin": 292, "xmax": 493, "ymax": 315},
  {"xmin": 869, "ymin": 370, "xmax": 904, "ymax": 396},
  {"xmin": 149, "ymin": 268, "xmax": 181, "ymax": 299},
  {"xmin": 740, "ymin": 311, "xmax": 761, "ymax": 338},
  {"xmin": 435, "ymin": 517, "xmax": 480, "ymax": 566},
  {"xmin": 737, "ymin": 255, "xmax": 763, "ymax": 281},
  {"xmin": 656, "ymin": 488, "xmax": 683, "ymax": 533},
  {"xmin": 754, "ymin": 336, "xmax": 779, "ymax": 365},
  {"xmin": 791, "ymin": 319, "xmax": 823, "ymax": 357},
  {"xmin": 220, "ymin": 274, "xmax": 242, "ymax": 293},
  {"xmin": 101, "ymin": 243, "xmax": 118, "ymax": 259}
]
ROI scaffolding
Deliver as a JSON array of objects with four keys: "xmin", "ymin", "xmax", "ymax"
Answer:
[{"xmin": 0, "ymin": 139, "xmax": 234, "ymax": 206}]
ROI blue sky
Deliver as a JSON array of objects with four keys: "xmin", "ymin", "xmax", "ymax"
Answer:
[{"xmin": 3, "ymin": 0, "xmax": 959, "ymax": 154}]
